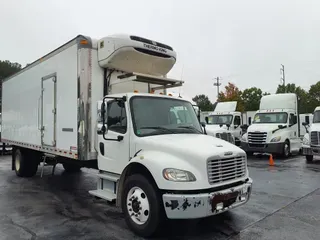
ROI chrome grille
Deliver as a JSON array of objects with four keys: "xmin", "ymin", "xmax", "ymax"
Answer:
[
  {"xmin": 248, "ymin": 132, "xmax": 267, "ymax": 144},
  {"xmin": 310, "ymin": 131, "xmax": 320, "ymax": 146},
  {"xmin": 216, "ymin": 132, "xmax": 233, "ymax": 143},
  {"xmin": 207, "ymin": 156, "xmax": 246, "ymax": 184}
]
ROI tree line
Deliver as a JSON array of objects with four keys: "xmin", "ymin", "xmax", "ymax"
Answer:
[{"xmin": 192, "ymin": 82, "xmax": 320, "ymax": 114}]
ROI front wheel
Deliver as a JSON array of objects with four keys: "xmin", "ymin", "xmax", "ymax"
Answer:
[
  {"xmin": 121, "ymin": 174, "xmax": 164, "ymax": 238},
  {"xmin": 282, "ymin": 141, "xmax": 290, "ymax": 158}
]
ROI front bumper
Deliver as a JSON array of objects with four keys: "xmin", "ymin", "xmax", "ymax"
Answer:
[
  {"xmin": 240, "ymin": 141, "xmax": 284, "ymax": 154},
  {"xmin": 302, "ymin": 145, "xmax": 320, "ymax": 156},
  {"xmin": 162, "ymin": 178, "xmax": 253, "ymax": 219}
]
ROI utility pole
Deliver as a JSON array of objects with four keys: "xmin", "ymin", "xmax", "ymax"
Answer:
[
  {"xmin": 280, "ymin": 64, "xmax": 285, "ymax": 92},
  {"xmin": 213, "ymin": 77, "xmax": 221, "ymax": 101}
]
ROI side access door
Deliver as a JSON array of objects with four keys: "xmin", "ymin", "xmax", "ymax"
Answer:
[
  {"xmin": 97, "ymin": 100, "xmax": 130, "ymax": 174},
  {"xmin": 41, "ymin": 74, "xmax": 57, "ymax": 147}
]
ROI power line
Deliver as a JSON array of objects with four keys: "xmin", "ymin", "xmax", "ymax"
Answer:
[{"xmin": 213, "ymin": 77, "xmax": 221, "ymax": 101}]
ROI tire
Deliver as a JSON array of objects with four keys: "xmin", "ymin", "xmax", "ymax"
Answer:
[
  {"xmin": 282, "ymin": 141, "xmax": 290, "ymax": 158},
  {"xmin": 62, "ymin": 163, "xmax": 81, "ymax": 172},
  {"xmin": 306, "ymin": 155, "xmax": 313, "ymax": 163},
  {"xmin": 14, "ymin": 148, "xmax": 38, "ymax": 178},
  {"xmin": 121, "ymin": 174, "xmax": 164, "ymax": 238}
]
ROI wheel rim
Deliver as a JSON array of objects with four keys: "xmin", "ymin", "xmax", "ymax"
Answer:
[
  {"xmin": 15, "ymin": 153, "xmax": 21, "ymax": 171},
  {"xmin": 284, "ymin": 143, "xmax": 289, "ymax": 156},
  {"xmin": 126, "ymin": 186, "xmax": 150, "ymax": 225}
]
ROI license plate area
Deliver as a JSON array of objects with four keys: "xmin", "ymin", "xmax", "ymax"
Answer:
[{"xmin": 211, "ymin": 191, "xmax": 239, "ymax": 211}]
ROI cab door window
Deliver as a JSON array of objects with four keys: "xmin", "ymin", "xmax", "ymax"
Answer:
[
  {"xmin": 107, "ymin": 101, "xmax": 127, "ymax": 134},
  {"xmin": 234, "ymin": 116, "xmax": 241, "ymax": 126}
]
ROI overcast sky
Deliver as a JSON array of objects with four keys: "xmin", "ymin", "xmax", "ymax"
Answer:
[{"xmin": 1, "ymin": 0, "xmax": 320, "ymax": 102}]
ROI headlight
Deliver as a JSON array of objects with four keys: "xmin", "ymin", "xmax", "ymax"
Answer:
[
  {"xmin": 303, "ymin": 137, "xmax": 309, "ymax": 145},
  {"xmin": 163, "ymin": 168, "xmax": 196, "ymax": 182},
  {"xmin": 270, "ymin": 136, "xmax": 281, "ymax": 142}
]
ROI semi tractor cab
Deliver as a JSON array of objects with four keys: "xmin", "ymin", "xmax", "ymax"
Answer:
[
  {"xmin": 240, "ymin": 93, "xmax": 301, "ymax": 158},
  {"xmin": 2, "ymin": 33, "xmax": 252, "ymax": 237},
  {"xmin": 302, "ymin": 106, "xmax": 320, "ymax": 162},
  {"xmin": 205, "ymin": 101, "xmax": 243, "ymax": 145}
]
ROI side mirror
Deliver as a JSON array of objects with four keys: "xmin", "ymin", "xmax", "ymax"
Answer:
[
  {"xmin": 200, "ymin": 121, "xmax": 206, "ymax": 128},
  {"xmin": 234, "ymin": 125, "xmax": 239, "ymax": 129},
  {"xmin": 226, "ymin": 124, "xmax": 231, "ymax": 130},
  {"xmin": 302, "ymin": 122, "xmax": 308, "ymax": 126}
]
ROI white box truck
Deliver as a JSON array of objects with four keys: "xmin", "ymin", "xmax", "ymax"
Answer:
[
  {"xmin": 301, "ymin": 106, "xmax": 320, "ymax": 162},
  {"xmin": 1, "ymin": 34, "xmax": 252, "ymax": 237},
  {"xmin": 240, "ymin": 93, "xmax": 302, "ymax": 158}
]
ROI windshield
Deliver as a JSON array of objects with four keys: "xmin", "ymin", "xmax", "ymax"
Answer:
[
  {"xmin": 130, "ymin": 96, "xmax": 203, "ymax": 137},
  {"xmin": 313, "ymin": 111, "xmax": 320, "ymax": 123},
  {"xmin": 253, "ymin": 112, "xmax": 288, "ymax": 124},
  {"xmin": 207, "ymin": 114, "xmax": 233, "ymax": 125}
]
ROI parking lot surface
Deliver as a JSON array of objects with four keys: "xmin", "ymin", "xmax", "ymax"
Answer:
[{"xmin": 0, "ymin": 154, "xmax": 319, "ymax": 240}]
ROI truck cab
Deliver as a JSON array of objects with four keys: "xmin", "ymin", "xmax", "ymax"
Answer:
[
  {"xmin": 205, "ymin": 101, "xmax": 242, "ymax": 145},
  {"xmin": 302, "ymin": 106, "xmax": 320, "ymax": 162},
  {"xmin": 90, "ymin": 35, "xmax": 252, "ymax": 236},
  {"xmin": 240, "ymin": 93, "xmax": 301, "ymax": 157}
]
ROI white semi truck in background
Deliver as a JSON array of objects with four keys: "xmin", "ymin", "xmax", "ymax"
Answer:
[
  {"xmin": 203, "ymin": 101, "xmax": 256, "ymax": 146},
  {"xmin": 301, "ymin": 106, "xmax": 320, "ymax": 162},
  {"xmin": 240, "ymin": 93, "xmax": 302, "ymax": 158},
  {"xmin": 1, "ymin": 34, "xmax": 252, "ymax": 237}
]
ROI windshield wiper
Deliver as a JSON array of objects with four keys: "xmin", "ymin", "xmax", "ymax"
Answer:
[
  {"xmin": 139, "ymin": 126, "xmax": 176, "ymax": 133},
  {"xmin": 177, "ymin": 126, "xmax": 203, "ymax": 134}
]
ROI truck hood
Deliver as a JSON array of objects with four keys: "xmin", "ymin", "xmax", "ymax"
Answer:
[
  {"xmin": 205, "ymin": 124, "xmax": 229, "ymax": 135},
  {"xmin": 247, "ymin": 123, "xmax": 285, "ymax": 133},
  {"xmin": 310, "ymin": 123, "xmax": 320, "ymax": 132},
  {"xmin": 135, "ymin": 134, "xmax": 245, "ymax": 163}
]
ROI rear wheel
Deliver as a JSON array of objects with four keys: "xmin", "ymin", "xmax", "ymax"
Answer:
[
  {"xmin": 14, "ymin": 148, "xmax": 38, "ymax": 177},
  {"xmin": 122, "ymin": 174, "xmax": 164, "ymax": 238},
  {"xmin": 306, "ymin": 155, "xmax": 313, "ymax": 163}
]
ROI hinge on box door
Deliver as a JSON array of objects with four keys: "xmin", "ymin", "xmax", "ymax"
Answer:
[
  {"xmin": 52, "ymin": 140, "xmax": 56, "ymax": 146},
  {"xmin": 52, "ymin": 108, "xmax": 56, "ymax": 114},
  {"xmin": 52, "ymin": 77, "xmax": 56, "ymax": 83}
]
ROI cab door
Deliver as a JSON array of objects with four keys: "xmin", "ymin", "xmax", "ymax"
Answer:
[
  {"xmin": 233, "ymin": 115, "xmax": 242, "ymax": 139},
  {"xmin": 97, "ymin": 100, "xmax": 130, "ymax": 174},
  {"xmin": 288, "ymin": 112, "xmax": 301, "ymax": 152}
]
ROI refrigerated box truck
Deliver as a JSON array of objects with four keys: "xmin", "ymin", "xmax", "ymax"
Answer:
[{"xmin": 1, "ymin": 34, "xmax": 252, "ymax": 237}]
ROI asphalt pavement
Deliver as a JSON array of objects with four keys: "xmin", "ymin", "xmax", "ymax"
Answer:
[{"xmin": 0, "ymin": 154, "xmax": 319, "ymax": 240}]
